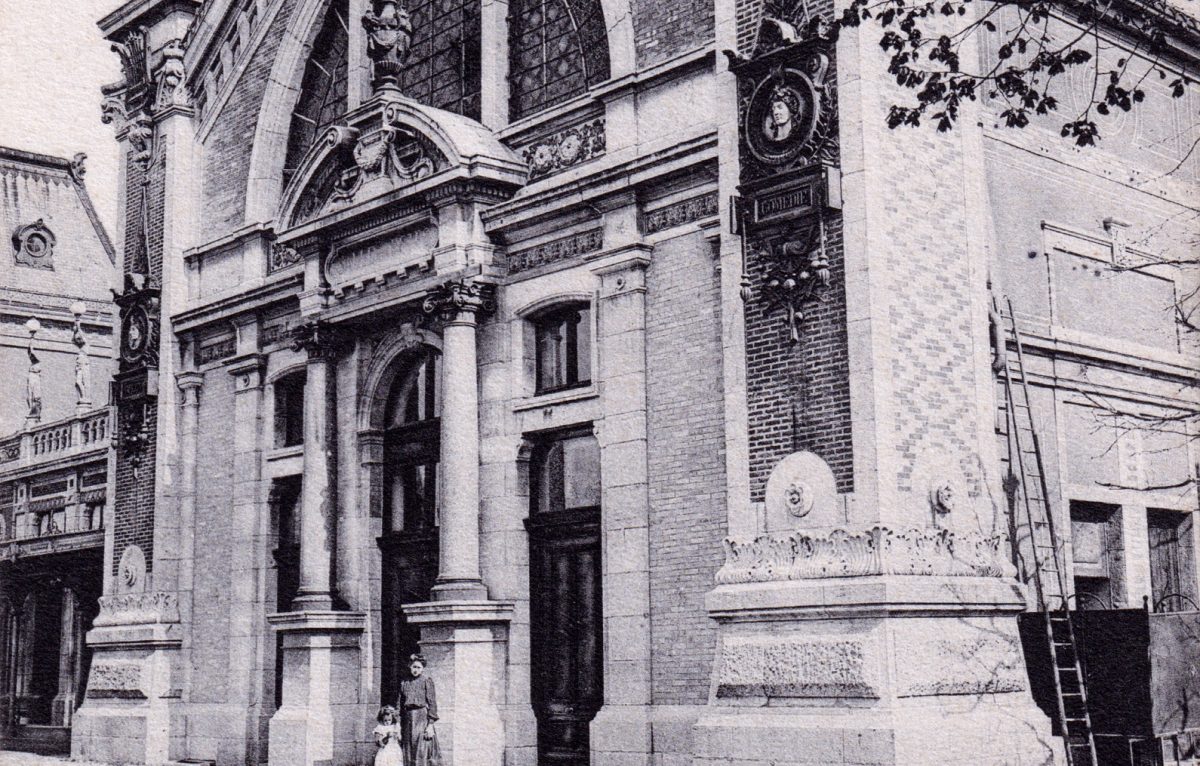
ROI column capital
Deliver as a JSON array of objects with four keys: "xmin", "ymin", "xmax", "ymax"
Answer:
[
  {"xmin": 422, "ymin": 279, "xmax": 495, "ymax": 323},
  {"xmin": 225, "ymin": 353, "xmax": 267, "ymax": 392},
  {"xmin": 290, "ymin": 320, "xmax": 342, "ymax": 361},
  {"xmin": 175, "ymin": 370, "xmax": 204, "ymax": 405}
]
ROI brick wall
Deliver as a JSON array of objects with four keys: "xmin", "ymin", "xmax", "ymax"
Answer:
[
  {"xmin": 645, "ymin": 229, "xmax": 726, "ymax": 705},
  {"xmin": 189, "ymin": 368, "xmax": 236, "ymax": 703},
  {"xmin": 111, "ymin": 141, "xmax": 167, "ymax": 576},
  {"xmin": 743, "ymin": 216, "xmax": 853, "ymax": 500},
  {"xmin": 633, "ymin": 0, "xmax": 715, "ymax": 68},
  {"xmin": 200, "ymin": 3, "xmax": 294, "ymax": 235}
]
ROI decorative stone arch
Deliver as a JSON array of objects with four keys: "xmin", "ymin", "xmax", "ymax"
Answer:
[
  {"xmin": 357, "ymin": 326, "xmax": 444, "ymax": 521},
  {"xmin": 243, "ymin": 0, "xmax": 350, "ymax": 225},
  {"xmin": 513, "ymin": 290, "xmax": 594, "ymax": 319},
  {"xmin": 265, "ymin": 361, "xmax": 309, "ymax": 388}
]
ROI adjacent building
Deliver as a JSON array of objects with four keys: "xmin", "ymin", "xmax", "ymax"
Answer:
[
  {"xmin": 0, "ymin": 147, "xmax": 118, "ymax": 754},
  {"xmin": 70, "ymin": 0, "xmax": 1198, "ymax": 765}
]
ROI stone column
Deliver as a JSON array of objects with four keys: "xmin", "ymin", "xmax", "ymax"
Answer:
[
  {"xmin": 293, "ymin": 322, "xmax": 338, "ymax": 609},
  {"xmin": 52, "ymin": 587, "xmax": 78, "ymax": 727},
  {"xmin": 402, "ymin": 279, "xmax": 513, "ymax": 766},
  {"xmin": 267, "ymin": 320, "xmax": 366, "ymax": 766},
  {"xmin": 424, "ymin": 281, "xmax": 487, "ymax": 601},
  {"xmin": 174, "ymin": 369, "xmax": 202, "ymax": 696}
]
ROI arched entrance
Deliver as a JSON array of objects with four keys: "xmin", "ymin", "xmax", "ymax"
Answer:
[{"xmin": 378, "ymin": 349, "xmax": 442, "ymax": 705}]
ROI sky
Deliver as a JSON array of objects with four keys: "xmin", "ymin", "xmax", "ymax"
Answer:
[{"xmin": 0, "ymin": 0, "xmax": 123, "ymax": 235}]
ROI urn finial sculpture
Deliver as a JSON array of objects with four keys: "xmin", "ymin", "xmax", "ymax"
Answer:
[{"xmin": 362, "ymin": 1, "xmax": 413, "ymax": 94}]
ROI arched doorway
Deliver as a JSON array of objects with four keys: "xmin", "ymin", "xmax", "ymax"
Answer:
[{"xmin": 379, "ymin": 349, "xmax": 441, "ymax": 705}]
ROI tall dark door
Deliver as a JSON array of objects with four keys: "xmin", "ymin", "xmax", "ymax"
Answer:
[
  {"xmin": 527, "ymin": 507, "xmax": 603, "ymax": 765},
  {"xmin": 379, "ymin": 353, "xmax": 441, "ymax": 706}
]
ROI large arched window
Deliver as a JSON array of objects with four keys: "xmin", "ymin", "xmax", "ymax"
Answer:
[
  {"xmin": 507, "ymin": 0, "xmax": 610, "ymax": 120},
  {"xmin": 384, "ymin": 352, "xmax": 441, "ymax": 533},
  {"xmin": 400, "ymin": 0, "xmax": 483, "ymax": 119},
  {"xmin": 283, "ymin": 0, "xmax": 350, "ymax": 187}
]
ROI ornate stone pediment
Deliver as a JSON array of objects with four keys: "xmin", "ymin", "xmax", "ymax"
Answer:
[{"xmin": 278, "ymin": 97, "xmax": 527, "ymax": 231}]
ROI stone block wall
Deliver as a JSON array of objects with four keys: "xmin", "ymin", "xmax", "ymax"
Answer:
[
  {"xmin": 188, "ymin": 368, "xmax": 236, "ymax": 705},
  {"xmin": 645, "ymin": 230, "xmax": 727, "ymax": 705}
]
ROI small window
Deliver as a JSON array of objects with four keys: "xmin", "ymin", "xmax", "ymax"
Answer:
[
  {"xmin": 274, "ymin": 371, "xmax": 306, "ymax": 448},
  {"xmin": 530, "ymin": 430, "xmax": 600, "ymax": 516},
  {"xmin": 533, "ymin": 304, "xmax": 591, "ymax": 395},
  {"xmin": 1148, "ymin": 509, "xmax": 1196, "ymax": 612}
]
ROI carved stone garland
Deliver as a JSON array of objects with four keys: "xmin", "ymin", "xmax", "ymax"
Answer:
[{"xmin": 714, "ymin": 526, "xmax": 1017, "ymax": 585}]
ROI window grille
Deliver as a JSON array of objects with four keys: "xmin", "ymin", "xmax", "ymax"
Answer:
[
  {"xmin": 282, "ymin": 0, "xmax": 350, "ymax": 187},
  {"xmin": 399, "ymin": 0, "xmax": 482, "ymax": 120},
  {"xmin": 508, "ymin": 0, "xmax": 610, "ymax": 120}
]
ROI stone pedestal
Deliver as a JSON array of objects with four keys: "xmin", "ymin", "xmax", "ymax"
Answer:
[
  {"xmin": 72, "ymin": 593, "xmax": 182, "ymax": 765},
  {"xmin": 693, "ymin": 537, "xmax": 1062, "ymax": 766},
  {"xmin": 405, "ymin": 601, "xmax": 514, "ymax": 766},
  {"xmin": 267, "ymin": 611, "xmax": 365, "ymax": 766}
]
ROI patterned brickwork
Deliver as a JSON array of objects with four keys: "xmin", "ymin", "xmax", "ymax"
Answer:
[
  {"xmin": 878, "ymin": 124, "xmax": 981, "ymax": 492},
  {"xmin": 633, "ymin": 0, "xmax": 714, "ymax": 67},
  {"xmin": 744, "ymin": 217, "xmax": 852, "ymax": 500},
  {"xmin": 200, "ymin": 3, "xmax": 294, "ymax": 235},
  {"xmin": 645, "ymin": 230, "xmax": 727, "ymax": 705}
]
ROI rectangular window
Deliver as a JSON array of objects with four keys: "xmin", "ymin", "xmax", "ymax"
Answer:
[
  {"xmin": 273, "ymin": 372, "xmax": 306, "ymax": 448},
  {"xmin": 534, "ymin": 305, "xmax": 591, "ymax": 394},
  {"xmin": 1148, "ymin": 509, "xmax": 1197, "ymax": 612},
  {"xmin": 1070, "ymin": 500, "xmax": 1124, "ymax": 609}
]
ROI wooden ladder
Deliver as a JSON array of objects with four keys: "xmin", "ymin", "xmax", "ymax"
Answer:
[{"xmin": 995, "ymin": 296, "xmax": 1099, "ymax": 766}]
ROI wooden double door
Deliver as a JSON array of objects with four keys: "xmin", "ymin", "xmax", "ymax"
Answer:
[{"xmin": 526, "ymin": 507, "xmax": 603, "ymax": 766}]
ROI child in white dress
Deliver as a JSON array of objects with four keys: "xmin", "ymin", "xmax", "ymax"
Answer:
[{"xmin": 373, "ymin": 705, "xmax": 403, "ymax": 766}]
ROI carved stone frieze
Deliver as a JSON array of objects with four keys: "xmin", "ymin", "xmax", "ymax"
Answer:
[
  {"xmin": 714, "ymin": 526, "xmax": 1017, "ymax": 585},
  {"xmin": 85, "ymin": 661, "xmax": 146, "ymax": 699},
  {"xmin": 521, "ymin": 118, "xmax": 605, "ymax": 181},
  {"xmin": 716, "ymin": 636, "xmax": 878, "ymax": 699},
  {"xmin": 268, "ymin": 243, "xmax": 302, "ymax": 274},
  {"xmin": 93, "ymin": 591, "xmax": 180, "ymax": 627},
  {"xmin": 642, "ymin": 192, "xmax": 719, "ymax": 235},
  {"xmin": 508, "ymin": 229, "xmax": 603, "ymax": 273},
  {"xmin": 894, "ymin": 624, "xmax": 1026, "ymax": 697}
]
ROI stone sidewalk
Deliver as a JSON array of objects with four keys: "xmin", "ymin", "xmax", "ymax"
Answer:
[{"xmin": 0, "ymin": 754, "xmax": 108, "ymax": 766}]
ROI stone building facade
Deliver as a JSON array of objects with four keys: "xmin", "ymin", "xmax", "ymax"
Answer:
[
  {"xmin": 0, "ymin": 147, "xmax": 118, "ymax": 754},
  {"xmin": 71, "ymin": 0, "xmax": 1197, "ymax": 765}
]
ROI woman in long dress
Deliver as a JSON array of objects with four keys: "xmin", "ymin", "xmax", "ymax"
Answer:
[
  {"xmin": 397, "ymin": 654, "xmax": 441, "ymax": 766},
  {"xmin": 372, "ymin": 706, "xmax": 403, "ymax": 766}
]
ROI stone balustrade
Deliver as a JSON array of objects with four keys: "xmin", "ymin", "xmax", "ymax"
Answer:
[{"xmin": 0, "ymin": 407, "xmax": 112, "ymax": 470}]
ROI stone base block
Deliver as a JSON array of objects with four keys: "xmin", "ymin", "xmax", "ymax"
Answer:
[
  {"xmin": 72, "ymin": 596, "xmax": 183, "ymax": 765},
  {"xmin": 695, "ymin": 576, "xmax": 1064, "ymax": 766},
  {"xmin": 266, "ymin": 611, "xmax": 366, "ymax": 766},
  {"xmin": 405, "ymin": 600, "xmax": 514, "ymax": 766}
]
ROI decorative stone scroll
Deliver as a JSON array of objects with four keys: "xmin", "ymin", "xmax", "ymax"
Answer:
[
  {"xmin": 716, "ymin": 636, "xmax": 878, "ymax": 699},
  {"xmin": 714, "ymin": 526, "xmax": 1016, "ymax": 585},
  {"xmin": 93, "ymin": 592, "xmax": 180, "ymax": 627},
  {"xmin": 521, "ymin": 117, "xmax": 605, "ymax": 180}
]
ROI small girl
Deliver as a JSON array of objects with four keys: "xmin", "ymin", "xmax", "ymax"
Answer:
[{"xmin": 373, "ymin": 705, "xmax": 403, "ymax": 766}]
